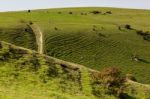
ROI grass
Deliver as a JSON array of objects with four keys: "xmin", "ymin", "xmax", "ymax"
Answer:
[
  {"xmin": 80, "ymin": 68, "xmax": 92, "ymax": 95},
  {"xmin": 124, "ymin": 80, "xmax": 150, "ymax": 99},
  {"xmin": 0, "ymin": 7, "xmax": 150, "ymax": 84},
  {"xmin": 0, "ymin": 41, "xmax": 150, "ymax": 99},
  {"xmin": 0, "ymin": 41, "xmax": 91, "ymax": 99},
  {"xmin": 0, "ymin": 24, "xmax": 37, "ymax": 50}
]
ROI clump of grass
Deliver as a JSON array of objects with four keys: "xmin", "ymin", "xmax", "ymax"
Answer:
[{"xmin": 136, "ymin": 30, "xmax": 150, "ymax": 41}]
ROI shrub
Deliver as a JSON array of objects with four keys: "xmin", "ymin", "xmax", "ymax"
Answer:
[
  {"xmin": 118, "ymin": 26, "xmax": 121, "ymax": 30},
  {"xmin": 100, "ymin": 67, "xmax": 122, "ymax": 86},
  {"xmin": 136, "ymin": 30, "xmax": 150, "ymax": 41},
  {"xmin": 106, "ymin": 11, "xmax": 112, "ymax": 14},
  {"xmin": 99, "ymin": 67, "xmax": 124, "ymax": 96},
  {"xmin": 93, "ymin": 28, "xmax": 96, "ymax": 31},
  {"xmin": 136, "ymin": 30, "xmax": 143, "ymax": 34},
  {"xmin": 91, "ymin": 11, "xmax": 101, "ymax": 14},
  {"xmin": 28, "ymin": 10, "xmax": 31, "ymax": 13},
  {"xmin": 118, "ymin": 24, "xmax": 133, "ymax": 30},
  {"xmin": 58, "ymin": 12, "xmax": 61, "ymax": 14},
  {"xmin": 125, "ymin": 24, "xmax": 131, "ymax": 29},
  {"xmin": 69, "ymin": 12, "xmax": 73, "ymax": 14},
  {"xmin": 91, "ymin": 71, "xmax": 101, "ymax": 81},
  {"xmin": 136, "ymin": 30, "xmax": 149, "ymax": 36},
  {"xmin": 29, "ymin": 21, "xmax": 33, "ymax": 25},
  {"xmin": 136, "ymin": 30, "xmax": 146, "ymax": 35},
  {"xmin": 54, "ymin": 27, "xmax": 58, "ymax": 31},
  {"xmin": 143, "ymin": 34, "xmax": 150, "ymax": 41}
]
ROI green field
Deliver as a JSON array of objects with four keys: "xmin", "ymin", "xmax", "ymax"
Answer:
[
  {"xmin": 0, "ymin": 41, "xmax": 150, "ymax": 99},
  {"xmin": 0, "ymin": 7, "xmax": 150, "ymax": 84}
]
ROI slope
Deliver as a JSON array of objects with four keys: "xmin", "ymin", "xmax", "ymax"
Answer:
[
  {"xmin": 0, "ymin": 7, "xmax": 150, "ymax": 84},
  {"xmin": 0, "ymin": 41, "xmax": 150, "ymax": 99}
]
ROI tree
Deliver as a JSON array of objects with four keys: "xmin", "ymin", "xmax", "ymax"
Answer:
[
  {"xmin": 28, "ymin": 10, "xmax": 31, "ymax": 13},
  {"xmin": 99, "ymin": 67, "xmax": 124, "ymax": 96}
]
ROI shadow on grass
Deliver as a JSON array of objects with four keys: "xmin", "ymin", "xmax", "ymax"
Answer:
[
  {"xmin": 138, "ymin": 58, "xmax": 150, "ymax": 64},
  {"xmin": 119, "ymin": 93, "xmax": 136, "ymax": 99}
]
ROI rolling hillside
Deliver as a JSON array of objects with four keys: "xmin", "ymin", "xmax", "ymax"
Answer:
[
  {"xmin": 0, "ymin": 41, "xmax": 150, "ymax": 99},
  {"xmin": 0, "ymin": 7, "xmax": 150, "ymax": 84}
]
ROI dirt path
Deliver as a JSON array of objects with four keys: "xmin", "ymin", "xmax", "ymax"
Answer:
[
  {"xmin": 127, "ymin": 79, "xmax": 150, "ymax": 88},
  {"xmin": 29, "ymin": 24, "xmax": 43, "ymax": 54}
]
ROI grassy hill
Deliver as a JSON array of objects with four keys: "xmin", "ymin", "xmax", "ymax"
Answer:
[
  {"xmin": 0, "ymin": 41, "xmax": 150, "ymax": 99},
  {"xmin": 0, "ymin": 41, "xmax": 94, "ymax": 99},
  {"xmin": 0, "ymin": 7, "xmax": 150, "ymax": 84}
]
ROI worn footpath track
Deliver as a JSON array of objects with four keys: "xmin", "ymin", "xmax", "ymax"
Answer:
[{"xmin": 29, "ymin": 24, "xmax": 43, "ymax": 54}]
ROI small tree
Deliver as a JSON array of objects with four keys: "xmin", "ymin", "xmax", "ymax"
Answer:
[
  {"xmin": 106, "ymin": 11, "xmax": 112, "ymax": 14},
  {"xmin": 91, "ymin": 11, "xmax": 101, "ymax": 14},
  {"xmin": 125, "ymin": 24, "xmax": 131, "ymax": 29},
  {"xmin": 28, "ymin": 10, "xmax": 31, "ymax": 13},
  {"xmin": 99, "ymin": 67, "xmax": 124, "ymax": 96},
  {"xmin": 69, "ymin": 12, "xmax": 73, "ymax": 14},
  {"xmin": 58, "ymin": 12, "xmax": 61, "ymax": 14}
]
